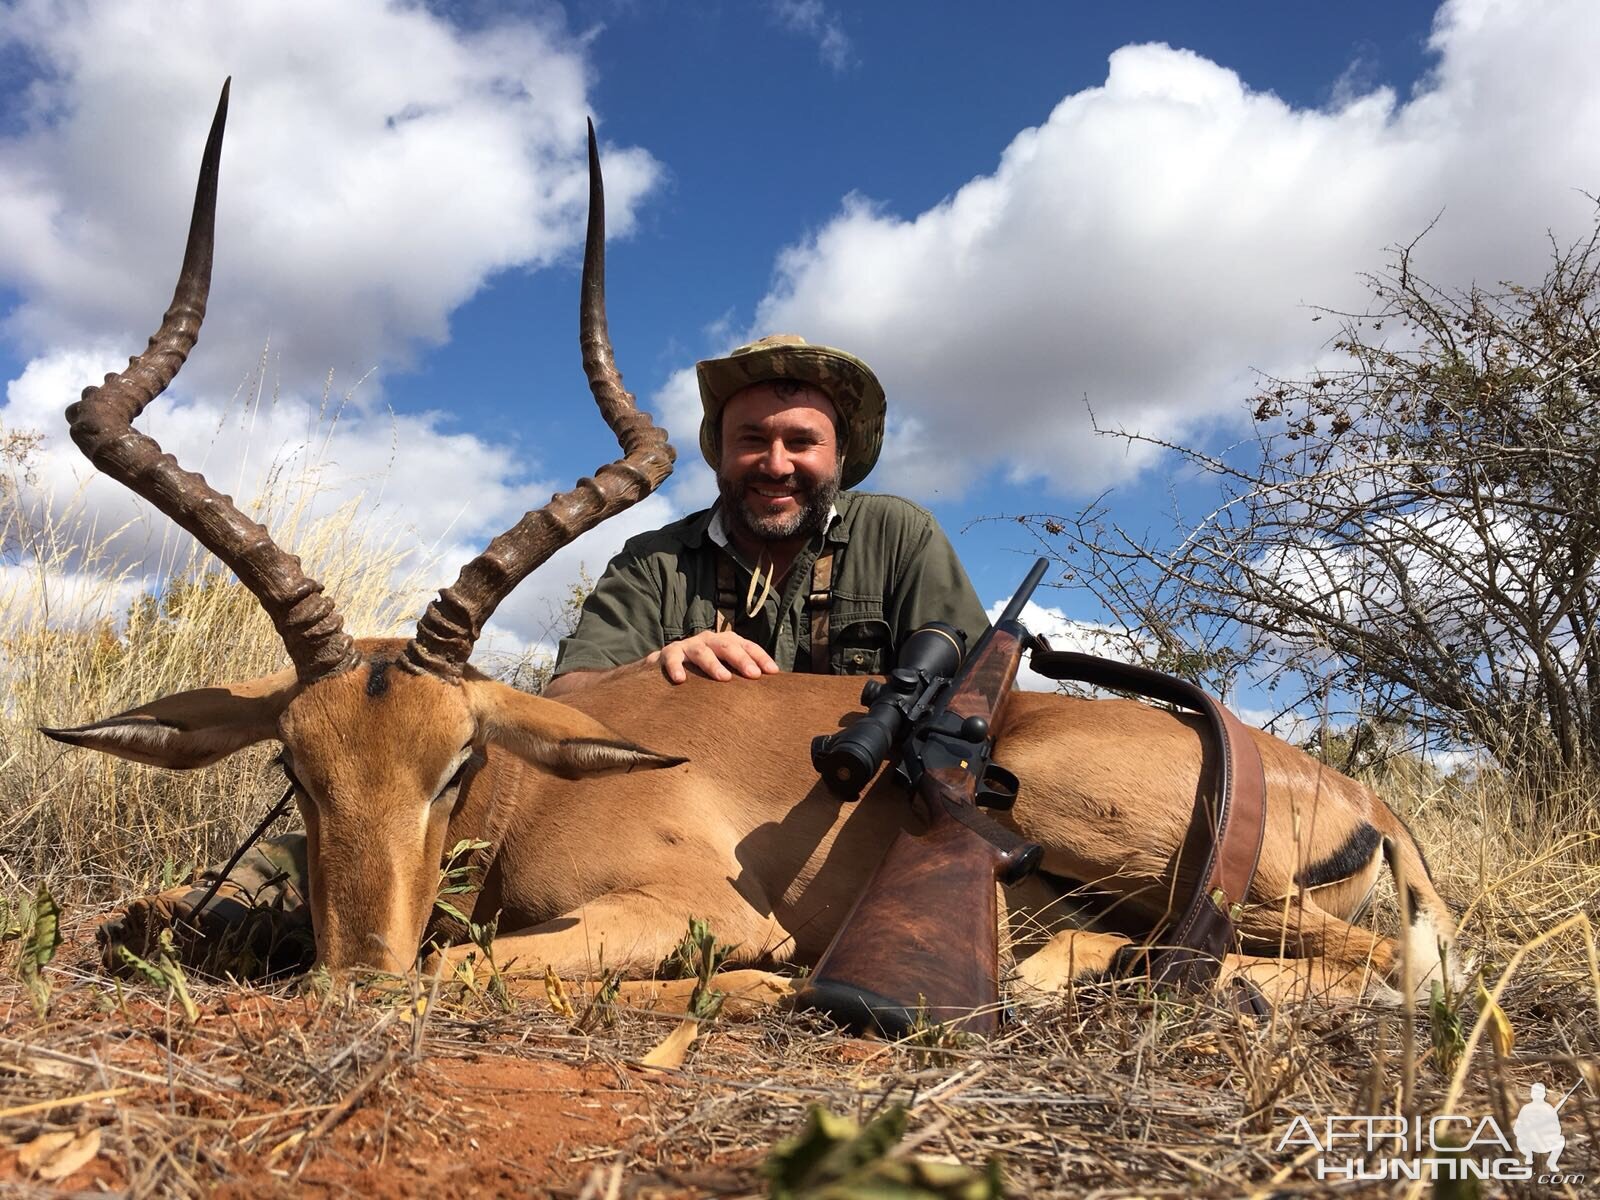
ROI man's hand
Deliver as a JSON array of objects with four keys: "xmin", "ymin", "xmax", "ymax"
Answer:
[{"xmin": 647, "ymin": 630, "xmax": 780, "ymax": 684}]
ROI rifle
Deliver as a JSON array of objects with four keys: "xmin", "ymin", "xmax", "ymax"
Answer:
[{"xmin": 798, "ymin": 558, "xmax": 1049, "ymax": 1037}]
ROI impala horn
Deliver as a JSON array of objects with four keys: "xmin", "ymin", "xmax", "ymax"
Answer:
[
  {"xmin": 65, "ymin": 79, "xmax": 359, "ymax": 684},
  {"xmin": 401, "ymin": 119, "xmax": 676, "ymax": 680}
]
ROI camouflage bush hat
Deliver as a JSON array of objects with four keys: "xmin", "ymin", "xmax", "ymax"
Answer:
[{"xmin": 696, "ymin": 334, "xmax": 887, "ymax": 490}]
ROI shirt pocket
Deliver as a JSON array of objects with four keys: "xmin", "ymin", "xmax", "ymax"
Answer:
[
  {"xmin": 680, "ymin": 596, "xmax": 721, "ymax": 639},
  {"xmin": 830, "ymin": 615, "xmax": 893, "ymax": 675}
]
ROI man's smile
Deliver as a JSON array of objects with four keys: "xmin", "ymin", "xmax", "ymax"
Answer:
[{"xmin": 748, "ymin": 484, "xmax": 798, "ymax": 502}]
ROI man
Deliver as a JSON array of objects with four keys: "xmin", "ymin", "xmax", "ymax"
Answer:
[{"xmin": 545, "ymin": 334, "xmax": 988, "ymax": 695}]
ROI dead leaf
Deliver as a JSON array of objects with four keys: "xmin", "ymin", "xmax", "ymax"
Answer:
[
  {"xmin": 1476, "ymin": 981, "xmax": 1515, "ymax": 1058},
  {"xmin": 26, "ymin": 1057, "xmax": 81, "ymax": 1081},
  {"xmin": 640, "ymin": 1017, "xmax": 698, "ymax": 1069},
  {"xmin": 1174, "ymin": 1033, "xmax": 1225, "ymax": 1057},
  {"xmin": 1269, "ymin": 1055, "xmax": 1293, "ymax": 1086},
  {"xmin": 545, "ymin": 965, "xmax": 575, "ymax": 1020},
  {"xmin": 17, "ymin": 1130, "xmax": 75, "ymax": 1172},
  {"xmin": 266, "ymin": 1129, "xmax": 306, "ymax": 1164},
  {"xmin": 37, "ymin": 1128, "xmax": 101, "ymax": 1182},
  {"xmin": 20, "ymin": 1127, "xmax": 100, "ymax": 1181}
]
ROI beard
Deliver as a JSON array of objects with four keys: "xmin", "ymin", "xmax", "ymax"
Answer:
[{"xmin": 717, "ymin": 464, "xmax": 842, "ymax": 544}]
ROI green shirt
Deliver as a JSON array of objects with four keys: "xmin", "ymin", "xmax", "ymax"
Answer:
[{"xmin": 553, "ymin": 491, "xmax": 990, "ymax": 677}]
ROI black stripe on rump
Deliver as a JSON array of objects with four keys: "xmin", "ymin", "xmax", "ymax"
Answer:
[{"xmin": 1295, "ymin": 820, "xmax": 1382, "ymax": 890}]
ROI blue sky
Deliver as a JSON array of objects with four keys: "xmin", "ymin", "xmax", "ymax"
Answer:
[{"xmin": 3, "ymin": 0, "xmax": 1598, "ymax": 712}]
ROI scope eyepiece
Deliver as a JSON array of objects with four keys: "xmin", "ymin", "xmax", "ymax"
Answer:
[{"xmin": 810, "ymin": 621, "xmax": 966, "ymax": 799}]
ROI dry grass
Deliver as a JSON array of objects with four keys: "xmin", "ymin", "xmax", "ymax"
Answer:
[
  {"xmin": 0, "ymin": 833, "xmax": 1595, "ymax": 1197},
  {"xmin": 0, "ymin": 772, "xmax": 1593, "ymax": 1195},
  {"xmin": 0, "ymin": 427, "xmax": 441, "ymax": 905}
]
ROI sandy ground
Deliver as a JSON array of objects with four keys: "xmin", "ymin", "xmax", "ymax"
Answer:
[{"xmin": 2, "ymin": 910, "xmax": 1596, "ymax": 1197}]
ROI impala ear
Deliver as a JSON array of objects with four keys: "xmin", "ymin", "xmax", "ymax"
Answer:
[
  {"xmin": 465, "ymin": 678, "xmax": 687, "ymax": 779},
  {"xmin": 40, "ymin": 667, "xmax": 299, "ymax": 769}
]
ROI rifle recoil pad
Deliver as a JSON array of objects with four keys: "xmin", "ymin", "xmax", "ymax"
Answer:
[{"xmin": 810, "ymin": 621, "xmax": 965, "ymax": 799}]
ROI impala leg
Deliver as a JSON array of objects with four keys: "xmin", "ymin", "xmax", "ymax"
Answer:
[
  {"xmin": 441, "ymin": 887, "xmax": 787, "ymax": 980},
  {"xmin": 1221, "ymin": 954, "xmax": 1376, "ymax": 1004},
  {"xmin": 1237, "ymin": 900, "xmax": 1399, "ymax": 979},
  {"xmin": 1236, "ymin": 896, "xmax": 1461, "ymax": 1002},
  {"xmin": 1011, "ymin": 929, "xmax": 1132, "ymax": 992},
  {"xmin": 1012, "ymin": 928, "xmax": 1380, "ymax": 1007}
]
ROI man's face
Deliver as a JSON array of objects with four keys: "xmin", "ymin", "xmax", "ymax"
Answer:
[{"xmin": 716, "ymin": 381, "xmax": 843, "ymax": 543}]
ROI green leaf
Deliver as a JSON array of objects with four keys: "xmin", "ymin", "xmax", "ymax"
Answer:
[
  {"xmin": 117, "ymin": 943, "xmax": 169, "ymax": 988},
  {"xmin": 764, "ymin": 1105, "xmax": 1003, "ymax": 1199},
  {"xmin": 24, "ymin": 884, "xmax": 61, "ymax": 972},
  {"xmin": 115, "ymin": 931, "xmax": 199, "ymax": 1022},
  {"xmin": 156, "ymin": 929, "xmax": 200, "ymax": 1023},
  {"xmin": 437, "ymin": 839, "xmax": 490, "ymax": 895}
]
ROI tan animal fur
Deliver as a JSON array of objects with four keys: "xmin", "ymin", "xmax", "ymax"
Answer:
[{"xmin": 57, "ymin": 644, "xmax": 1456, "ymax": 1006}]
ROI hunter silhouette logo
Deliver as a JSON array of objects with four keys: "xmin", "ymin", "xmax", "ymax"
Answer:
[
  {"xmin": 1514, "ymin": 1081, "xmax": 1578, "ymax": 1171},
  {"xmin": 1278, "ymin": 1079, "xmax": 1587, "ymax": 1185}
]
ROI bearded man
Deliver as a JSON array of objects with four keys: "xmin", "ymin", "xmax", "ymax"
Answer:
[{"xmin": 545, "ymin": 335, "xmax": 989, "ymax": 695}]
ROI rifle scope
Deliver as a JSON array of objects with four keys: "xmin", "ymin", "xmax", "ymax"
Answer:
[{"xmin": 810, "ymin": 621, "xmax": 966, "ymax": 800}]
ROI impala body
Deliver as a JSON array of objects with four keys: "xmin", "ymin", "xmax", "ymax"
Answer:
[{"xmin": 47, "ymin": 85, "xmax": 1456, "ymax": 1005}]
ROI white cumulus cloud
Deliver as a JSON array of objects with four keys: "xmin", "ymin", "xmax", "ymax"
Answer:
[
  {"xmin": 768, "ymin": 0, "xmax": 854, "ymax": 72},
  {"xmin": 743, "ymin": 0, "xmax": 1600, "ymax": 500},
  {"xmin": 981, "ymin": 597, "xmax": 1142, "ymax": 693},
  {"xmin": 0, "ymin": 0, "xmax": 658, "ymax": 394}
]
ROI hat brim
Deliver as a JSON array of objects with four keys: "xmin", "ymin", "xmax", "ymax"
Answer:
[{"xmin": 696, "ymin": 343, "xmax": 886, "ymax": 491}]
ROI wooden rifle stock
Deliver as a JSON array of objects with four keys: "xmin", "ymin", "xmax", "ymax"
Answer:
[
  {"xmin": 798, "ymin": 773, "xmax": 1038, "ymax": 1036},
  {"xmin": 798, "ymin": 560, "xmax": 1047, "ymax": 1037}
]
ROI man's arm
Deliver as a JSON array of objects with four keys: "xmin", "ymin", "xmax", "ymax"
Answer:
[
  {"xmin": 550, "ymin": 550, "xmax": 668, "ymax": 683},
  {"xmin": 888, "ymin": 511, "xmax": 991, "ymax": 650}
]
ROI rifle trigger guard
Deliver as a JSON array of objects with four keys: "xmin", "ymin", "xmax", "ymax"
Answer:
[{"xmin": 975, "ymin": 763, "xmax": 1019, "ymax": 810}]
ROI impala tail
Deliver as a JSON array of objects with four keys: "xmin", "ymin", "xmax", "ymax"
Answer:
[{"xmin": 1378, "ymin": 804, "xmax": 1461, "ymax": 998}]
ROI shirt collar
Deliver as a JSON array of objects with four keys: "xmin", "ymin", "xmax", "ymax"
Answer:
[{"xmin": 707, "ymin": 501, "xmax": 842, "ymax": 551}]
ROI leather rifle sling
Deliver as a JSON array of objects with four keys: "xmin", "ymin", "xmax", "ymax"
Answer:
[
  {"xmin": 714, "ymin": 553, "xmax": 737, "ymax": 634},
  {"xmin": 1028, "ymin": 647, "xmax": 1268, "ymax": 1007},
  {"xmin": 807, "ymin": 548, "xmax": 834, "ymax": 673}
]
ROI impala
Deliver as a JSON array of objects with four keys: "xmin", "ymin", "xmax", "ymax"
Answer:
[{"xmin": 46, "ymin": 84, "xmax": 1456, "ymax": 1007}]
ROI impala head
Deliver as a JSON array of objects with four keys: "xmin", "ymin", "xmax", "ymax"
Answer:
[{"xmin": 41, "ymin": 81, "xmax": 679, "ymax": 973}]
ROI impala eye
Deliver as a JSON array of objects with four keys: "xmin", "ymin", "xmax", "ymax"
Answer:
[{"xmin": 436, "ymin": 749, "xmax": 480, "ymax": 801}]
